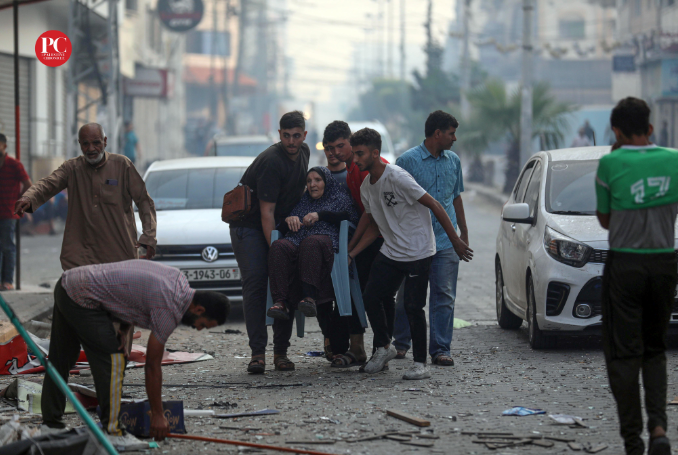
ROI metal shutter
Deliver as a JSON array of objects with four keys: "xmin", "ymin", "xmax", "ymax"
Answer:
[{"xmin": 0, "ymin": 52, "xmax": 31, "ymax": 171}]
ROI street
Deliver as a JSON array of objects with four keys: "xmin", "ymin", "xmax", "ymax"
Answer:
[{"xmin": 6, "ymin": 190, "xmax": 676, "ymax": 454}]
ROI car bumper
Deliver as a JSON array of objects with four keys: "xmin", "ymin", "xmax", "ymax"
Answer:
[
  {"xmin": 533, "ymin": 252, "xmax": 678, "ymax": 332},
  {"xmin": 152, "ymin": 257, "xmax": 243, "ymax": 304}
]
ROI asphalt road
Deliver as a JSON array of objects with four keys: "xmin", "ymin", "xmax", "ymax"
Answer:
[{"xmin": 9, "ymin": 190, "xmax": 677, "ymax": 454}]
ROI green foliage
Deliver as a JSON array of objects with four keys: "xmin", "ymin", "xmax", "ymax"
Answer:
[{"xmin": 459, "ymin": 78, "xmax": 576, "ymax": 192}]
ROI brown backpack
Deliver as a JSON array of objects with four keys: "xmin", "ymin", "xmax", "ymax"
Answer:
[{"xmin": 221, "ymin": 184, "xmax": 255, "ymax": 223}]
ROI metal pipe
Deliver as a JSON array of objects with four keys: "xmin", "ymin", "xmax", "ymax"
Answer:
[
  {"xmin": 0, "ymin": 294, "xmax": 119, "ymax": 455},
  {"xmin": 13, "ymin": 0, "xmax": 21, "ymax": 291},
  {"xmin": 168, "ymin": 433, "xmax": 332, "ymax": 455}
]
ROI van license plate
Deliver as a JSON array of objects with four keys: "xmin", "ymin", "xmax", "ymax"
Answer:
[{"xmin": 181, "ymin": 268, "xmax": 240, "ymax": 282}]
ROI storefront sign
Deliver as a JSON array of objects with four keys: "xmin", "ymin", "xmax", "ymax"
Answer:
[{"xmin": 123, "ymin": 67, "xmax": 174, "ymax": 98}]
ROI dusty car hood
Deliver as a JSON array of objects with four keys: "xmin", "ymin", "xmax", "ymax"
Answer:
[
  {"xmin": 546, "ymin": 214, "xmax": 609, "ymax": 243},
  {"xmin": 135, "ymin": 209, "xmax": 231, "ymax": 245}
]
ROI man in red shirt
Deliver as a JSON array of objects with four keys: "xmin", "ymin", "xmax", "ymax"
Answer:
[
  {"xmin": 321, "ymin": 121, "xmax": 388, "ymax": 370},
  {"xmin": 0, "ymin": 134, "xmax": 32, "ymax": 290}
]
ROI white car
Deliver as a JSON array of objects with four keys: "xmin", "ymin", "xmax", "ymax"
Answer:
[
  {"xmin": 135, "ymin": 157, "xmax": 254, "ymax": 303},
  {"xmin": 208, "ymin": 134, "xmax": 274, "ymax": 157},
  {"xmin": 495, "ymin": 146, "xmax": 678, "ymax": 349}
]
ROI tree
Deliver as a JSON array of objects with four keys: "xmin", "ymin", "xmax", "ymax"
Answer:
[{"xmin": 462, "ymin": 79, "xmax": 576, "ymax": 192}]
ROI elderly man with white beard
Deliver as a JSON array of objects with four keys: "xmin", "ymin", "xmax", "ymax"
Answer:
[{"xmin": 14, "ymin": 123, "xmax": 157, "ymax": 271}]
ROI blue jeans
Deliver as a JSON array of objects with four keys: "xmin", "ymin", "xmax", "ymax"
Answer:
[
  {"xmin": 0, "ymin": 219, "xmax": 16, "ymax": 285},
  {"xmin": 393, "ymin": 247, "xmax": 459, "ymax": 360}
]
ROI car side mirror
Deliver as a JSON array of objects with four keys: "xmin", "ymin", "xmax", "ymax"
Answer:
[{"xmin": 502, "ymin": 203, "xmax": 533, "ymax": 224}]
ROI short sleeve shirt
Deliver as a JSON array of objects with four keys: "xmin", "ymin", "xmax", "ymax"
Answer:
[
  {"xmin": 0, "ymin": 156, "xmax": 29, "ymax": 220},
  {"xmin": 361, "ymin": 164, "xmax": 435, "ymax": 261},
  {"xmin": 230, "ymin": 142, "xmax": 310, "ymax": 229},
  {"xmin": 396, "ymin": 143, "xmax": 464, "ymax": 251},
  {"xmin": 346, "ymin": 156, "xmax": 389, "ymax": 213},
  {"xmin": 595, "ymin": 145, "xmax": 678, "ymax": 253},
  {"xmin": 61, "ymin": 260, "xmax": 195, "ymax": 344}
]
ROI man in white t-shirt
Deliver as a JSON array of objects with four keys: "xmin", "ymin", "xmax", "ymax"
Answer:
[{"xmin": 347, "ymin": 128, "xmax": 473, "ymax": 380}]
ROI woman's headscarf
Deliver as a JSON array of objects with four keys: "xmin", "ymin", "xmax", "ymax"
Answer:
[{"xmin": 285, "ymin": 166, "xmax": 360, "ymax": 251}]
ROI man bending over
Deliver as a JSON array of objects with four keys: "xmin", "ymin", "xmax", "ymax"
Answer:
[{"xmin": 41, "ymin": 260, "xmax": 229, "ymax": 446}]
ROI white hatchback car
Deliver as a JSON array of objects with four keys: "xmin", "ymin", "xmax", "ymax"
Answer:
[
  {"xmin": 495, "ymin": 146, "xmax": 678, "ymax": 349},
  {"xmin": 135, "ymin": 157, "xmax": 254, "ymax": 304}
]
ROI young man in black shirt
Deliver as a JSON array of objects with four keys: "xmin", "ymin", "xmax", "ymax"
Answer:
[{"xmin": 230, "ymin": 111, "xmax": 310, "ymax": 373}]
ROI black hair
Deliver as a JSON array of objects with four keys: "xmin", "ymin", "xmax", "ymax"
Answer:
[
  {"xmin": 307, "ymin": 166, "xmax": 327, "ymax": 184},
  {"xmin": 425, "ymin": 110, "xmax": 459, "ymax": 138},
  {"xmin": 0, "ymin": 134, "xmax": 6, "ymax": 144},
  {"xmin": 610, "ymin": 97, "xmax": 651, "ymax": 139},
  {"xmin": 323, "ymin": 120, "xmax": 352, "ymax": 144},
  {"xmin": 280, "ymin": 110, "xmax": 306, "ymax": 130},
  {"xmin": 350, "ymin": 128, "xmax": 381, "ymax": 153},
  {"xmin": 183, "ymin": 291, "xmax": 230, "ymax": 325}
]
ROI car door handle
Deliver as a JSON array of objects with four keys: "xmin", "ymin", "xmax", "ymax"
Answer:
[{"xmin": 511, "ymin": 224, "xmax": 516, "ymax": 232}]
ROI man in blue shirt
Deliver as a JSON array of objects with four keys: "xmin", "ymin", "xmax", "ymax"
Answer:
[
  {"xmin": 123, "ymin": 121, "xmax": 140, "ymax": 165},
  {"xmin": 393, "ymin": 110, "xmax": 471, "ymax": 366}
]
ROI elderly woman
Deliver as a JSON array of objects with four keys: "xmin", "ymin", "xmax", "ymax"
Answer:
[{"xmin": 267, "ymin": 167, "xmax": 359, "ymax": 334}]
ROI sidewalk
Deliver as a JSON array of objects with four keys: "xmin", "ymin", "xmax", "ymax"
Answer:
[{"xmin": 0, "ymin": 286, "xmax": 53, "ymax": 323}]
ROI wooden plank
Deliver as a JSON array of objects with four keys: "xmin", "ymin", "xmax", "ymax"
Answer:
[
  {"xmin": 568, "ymin": 442, "xmax": 583, "ymax": 451},
  {"xmin": 386, "ymin": 409, "xmax": 431, "ymax": 427},
  {"xmin": 586, "ymin": 444, "xmax": 608, "ymax": 453},
  {"xmin": 384, "ymin": 434, "xmax": 412, "ymax": 442},
  {"xmin": 400, "ymin": 440, "xmax": 434, "ymax": 448},
  {"xmin": 545, "ymin": 435, "xmax": 576, "ymax": 443},
  {"xmin": 285, "ymin": 440, "xmax": 336, "ymax": 445},
  {"xmin": 0, "ymin": 323, "xmax": 18, "ymax": 344}
]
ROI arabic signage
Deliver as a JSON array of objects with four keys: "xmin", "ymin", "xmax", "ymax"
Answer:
[{"xmin": 157, "ymin": 0, "xmax": 204, "ymax": 33}]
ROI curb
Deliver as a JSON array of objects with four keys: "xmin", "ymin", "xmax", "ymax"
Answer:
[{"xmin": 465, "ymin": 182, "xmax": 508, "ymax": 208}]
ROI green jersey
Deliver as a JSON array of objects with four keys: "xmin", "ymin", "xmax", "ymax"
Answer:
[{"xmin": 595, "ymin": 145, "xmax": 678, "ymax": 254}]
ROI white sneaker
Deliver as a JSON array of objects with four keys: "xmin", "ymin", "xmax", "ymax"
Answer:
[
  {"xmin": 402, "ymin": 362, "xmax": 431, "ymax": 380},
  {"xmin": 107, "ymin": 432, "xmax": 149, "ymax": 451},
  {"xmin": 364, "ymin": 345, "xmax": 397, "ymax": 374}
]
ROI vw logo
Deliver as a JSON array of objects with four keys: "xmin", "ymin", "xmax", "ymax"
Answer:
[{"xmin": 201, "ymin": 246, "xmax": 219, "ymax": 263}]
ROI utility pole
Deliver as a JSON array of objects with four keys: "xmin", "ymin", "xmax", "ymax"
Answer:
[
  {"xmin": 222, "ymin": 0, "xmax": 231, "ymax": 131},
  {"xmin": 230, "ymin": 0, "xmax": 247, "ymax": 135},
  {"xmin": 399, "ymin": 0, "xmax": 405, "ymax": 81},
  {"xmin": 460, "ymin": 0, "xmax": 471, "ymax": 119},
  {"xmin": 519, "ymin": 0, "xmax": 534, "ymax": 167},
  {"xmin": 209, "ymin": 0, "xmax": 218, "ymax": 125},
  {"xmin": 387, "ymin": 0, "xmax": 393, "ymax": 78}
]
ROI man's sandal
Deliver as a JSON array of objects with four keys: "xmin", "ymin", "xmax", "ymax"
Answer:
[
  {"xmin": 395, "ymin": 350, "xmax": 407, "ymax": 360},
  {"xmin": 247, "ymin": 355, "xmax": 265, "ymax": 374},
  {"xmin": 298, "ymin": 298, "xmax": 317, "ymax": 317},
  {"xmin": 331, "ymin": 352, "xmax": 367, "ymax": 369},
  {"xmin": 432, "ymin": 354, "xmax": 454, "ymax": 366},
  {"xmin": 274, "ymin": 355, "xmax": 295, "ymax": 371},
  {"xmin": 267, "ymin": 302, "xmax": 290, "ymax": 321}
]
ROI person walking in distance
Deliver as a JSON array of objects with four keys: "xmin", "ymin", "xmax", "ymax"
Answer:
[
  {"xmin": 392, "ymin": 111, "xmax": 470, "ymax": 366},
  {"xmin": 347, "ymin": 128, "xmax": 472, "ymax": 380},
  {"xmin": 229, "ymin": 111, "xmax": 310, "ymax": 374},
  {"xmin": 595, "ymin": 97, "xmax": 678, "ymax": 455},
  {"xmin": 0, "ymin": 133, "xmax": 32, "ymax": 290}
]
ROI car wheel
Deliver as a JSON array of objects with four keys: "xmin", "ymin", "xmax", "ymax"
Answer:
[
  {"xmin": 496, "ymin": 260, "xmax": 522, "ymax": 329},
  {"xmin": 527, "ymin": 278, "xmax": 557, "ymax": 349}
]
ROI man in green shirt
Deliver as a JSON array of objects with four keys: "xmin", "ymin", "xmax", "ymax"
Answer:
[{"xmin": 595, "ymin": 97, "xmax": 678, "ymax": 455}]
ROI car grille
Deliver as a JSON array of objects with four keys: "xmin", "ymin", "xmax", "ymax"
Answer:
[
  {"xmin": 152, "ymin": 244, "xmax": 235, "ymax": 261},
  {"xmin": 546, "ymin": 282, "xmax": 570, "ymax": 316},
  {"xmin": 587, "ymin": 249, "xmax": 608, "ymax": 264}
]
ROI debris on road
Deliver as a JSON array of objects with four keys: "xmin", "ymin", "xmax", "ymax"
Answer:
[
  {"xmin": 549, "ymin": 413, "xmax": 584, "ymax": 425},
  {"xmin": 386, "ymin": 409, "xmax": 431, "ymax": 427},
  {"xmin": 305, "ymin": 351, "xmax": 324, "ymax": 357},
  {"xmin": 216, "ymin": 408, "xmax": 280, "ymax": 418},
  {"xmin": 502, "ymin": 406, "xmax": 546, "ymax": 416}
]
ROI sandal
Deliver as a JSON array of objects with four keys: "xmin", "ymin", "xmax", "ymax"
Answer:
[
  {"xmin": 331, "ymin": 352, "xmax": 366, "ymax": 369},
  {"xmin": 274, "ymin": 355, "xmax": 295, "ymax": 371},
  {"xmin": 395, "ymin": 350, "xmax": 407, "ymax": 360},
  {"xmin": 298, "ymin": 298, "xmax": 317, "ymax": 317},
  {"xmin": 432, "ymin": 354, "xmax": 454, "ymax": 366},
  {"xmin": 247, "ymin": 355, "xmax": 265, "ymax": 374},
  {"xmin": 267, "ymin": 301, "xmax": 290, "ymax": 321},
  {"xmin": 324, "ymin": 339, "xmax": 333, "ymax": 362}
]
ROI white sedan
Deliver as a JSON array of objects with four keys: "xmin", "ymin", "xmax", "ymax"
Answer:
[
  {"xmin": 495, "ymin": 146, "xmax": 678, "ymax": 349},
  {"xmin": 135, "ymin": 157, "xmax": 254, "ymax": 304}
]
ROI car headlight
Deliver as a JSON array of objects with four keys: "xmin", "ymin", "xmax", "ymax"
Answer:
[{"xmin": 543, "ymin": 226, "xmax": 592, "ymax": 268}]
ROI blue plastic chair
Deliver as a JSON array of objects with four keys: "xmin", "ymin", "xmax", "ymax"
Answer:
[{"xmin": 265, "ymin": 221, "xmax": 368, "ymax": 338}]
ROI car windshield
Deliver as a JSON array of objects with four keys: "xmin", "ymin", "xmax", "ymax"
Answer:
[
  {"xmin": 145, "ymin": 167, "xmax": 245, "ymax": 211},
  {"xmin": 546, "ymin": 159, "xmax": 598, "ymax": 216},
  {"xmin": 216, "ymin": 142, "xmax": 269, "ymax": 157}
]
